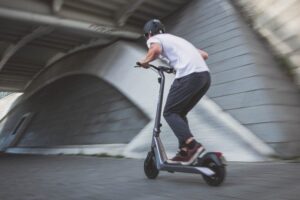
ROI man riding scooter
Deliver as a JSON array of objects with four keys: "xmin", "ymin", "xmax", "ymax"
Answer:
[{"xmin": 138, "ymin": 19, "xmax": 211, "ymax": 165}]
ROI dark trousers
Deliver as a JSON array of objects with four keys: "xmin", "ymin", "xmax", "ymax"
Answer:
[{"xmin": 163, "ymin": 71, "xmax": 211, "ymax": 148}]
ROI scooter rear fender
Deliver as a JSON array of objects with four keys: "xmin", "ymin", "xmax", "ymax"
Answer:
[{"xmin": 197, "ymin": 152, "xmax": 226, "ymax": 166}]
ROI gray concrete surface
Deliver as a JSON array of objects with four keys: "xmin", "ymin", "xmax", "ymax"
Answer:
[
  {"xmin": 0, "ymin": 93, "xmax": 22, "ymax": 120},
  {"xmin": 0, "ymin": 40, "xmax": 272, "ymax": 162},
  {"xmin": 233, "ymin": 0, "xmax": 300, "ymax": 86},
  {"xmin": 0, "ymin": 154, "xmax": 299, "ymax": 200},
  {"xmin": 0, "ymin": 74, "xmax": 148, "ymax": 150},
  {"xmin": 164, "ymin": 0, "xmax": 300, "ymax": 158}
]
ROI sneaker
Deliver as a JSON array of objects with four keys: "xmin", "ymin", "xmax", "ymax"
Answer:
[
  {"xmin": 167, "ymin": 143, "xmax": 205, "ymax": 165},
  {"xmin": 167, "ymin": 150, "xmax": 188, "ymax": 164},
  {"xmin": 183, "ymin": 142, "xmax": 205, "ymax": 165}
]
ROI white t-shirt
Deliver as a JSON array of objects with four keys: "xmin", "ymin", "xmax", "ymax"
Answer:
[{"xmin": 147, "ymin": 33, "xmax": 209, "ymax": 79}]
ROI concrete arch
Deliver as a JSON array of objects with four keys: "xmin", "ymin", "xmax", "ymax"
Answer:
[{"xmin": 0, "ymin": 73, "xmax": 149, "ymax": 150}]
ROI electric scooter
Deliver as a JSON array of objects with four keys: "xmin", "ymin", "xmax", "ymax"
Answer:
[{"xmin": 136, "ymin": 62, "xmax": 226, "ymax": 186}]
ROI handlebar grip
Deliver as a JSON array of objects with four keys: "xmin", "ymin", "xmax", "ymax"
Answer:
[
  {"xmin": 134, "ymin": 62, "xmax": 160, "ymax": 71},
  {"xmin": 134, "ymin": 62, "xmax": 142, "ymax": 68}
]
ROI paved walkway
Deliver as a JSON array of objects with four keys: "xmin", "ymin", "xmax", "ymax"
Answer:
[{"xmin": 0, "ymin": 154, "xmax": 299, "ymax": 200}]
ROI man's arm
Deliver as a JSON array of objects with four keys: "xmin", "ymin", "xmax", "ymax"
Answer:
[
  {"xmin": 139, "ymin": 43, "xmax": 162, "ymax": 68},
  {"xmin": 198, "ymin": 49, "xmax": 208, "ymax": 60}
]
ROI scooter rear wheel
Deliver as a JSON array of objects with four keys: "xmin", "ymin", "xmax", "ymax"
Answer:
[
  {"xmin": 202, "ymin": 159, "xmax": 226, "ymax": 186},
  {"xmin": 144, "ymin": 151, "xmax": 159, "ymax": 179}
]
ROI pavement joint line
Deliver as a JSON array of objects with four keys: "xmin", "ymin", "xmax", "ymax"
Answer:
[{"xmin": 5, "ymin": 143, "xmax": 126, "ymax": 156}]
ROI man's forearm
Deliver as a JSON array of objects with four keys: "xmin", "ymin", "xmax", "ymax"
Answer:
[
  {"xmin": 141, "ymin": 49, "xmax": 159, "ymax": 64},
  {"xmin": 140, "ymin": 43, "xmax": 162, "ymax": 66}
]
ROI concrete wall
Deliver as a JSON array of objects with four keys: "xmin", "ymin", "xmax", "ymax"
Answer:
[
  {"xmin": 1, "ymin": 75, "xmax": 148, "ymax": 148},
  {"xmin": 233, "ymin": 0, "xmax": 300, "ymax": 87},
  {"xmin": 163, "ymin": 0, "xmax": 300, "ymax": 158},
  {"xmin": 0, "ymin": 42, "xmax": 151, "ymax": 150},
  {"xmin": 0, "ymin": 93, "xmax": 22, "ymax": 120},
  {"xmin": 7, "ymin": 40, "xmax": 271, "ymax": 161},
  {"xmin": 1, "ymin": 0, "xmax": 300, "ymax": 158}
]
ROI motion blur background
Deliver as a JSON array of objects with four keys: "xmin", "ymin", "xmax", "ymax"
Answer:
[{"xmin": 0, "ymin": 0, "xmax": 299, "ymax": 161}]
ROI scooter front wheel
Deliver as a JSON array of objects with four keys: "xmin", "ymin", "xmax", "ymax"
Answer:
[
  {"xmin": 202, "ymin": 159, "xmax": 226, "ymax": 186},
  {"xmin": 144, "ymin": 151, "xmax": 159, "ymax": 179}
]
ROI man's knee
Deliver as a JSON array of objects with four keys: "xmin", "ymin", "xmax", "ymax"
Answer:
[
  {"xmin": 163, "ymin": 108, "xmax": 176, "ymax": 120},
  {"xmin": 163, "ymin": 109, "xmax": 170, "ymax": 119}
]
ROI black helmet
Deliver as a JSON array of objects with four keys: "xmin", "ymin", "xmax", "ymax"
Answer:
[{"xmin": 143, "ymin": 19, "xmax": 165, "ymax": 37}]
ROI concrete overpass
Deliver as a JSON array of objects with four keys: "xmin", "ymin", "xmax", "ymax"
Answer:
[{"xmin": 0, "ymin": 0, "xmax": 300, "ymax": 160}]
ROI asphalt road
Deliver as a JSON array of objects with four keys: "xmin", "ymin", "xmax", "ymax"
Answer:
[{"xmin": 0, "ymin": 154, "xmax": 299, "ymax": 200}]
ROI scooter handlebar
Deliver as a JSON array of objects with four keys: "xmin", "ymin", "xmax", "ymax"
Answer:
[
  {"xmin": 134, "ymin": 62, "xmax": 142, "ymax": 68},
  {"xmin": 135, "ymin": 62, "xmax": 174, "ymax": 74},
  {"xmin": 135, "ymin": 62, "xmax": 158, "ymax": 70}
]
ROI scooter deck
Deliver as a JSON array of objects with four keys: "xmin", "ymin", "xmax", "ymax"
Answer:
[
  {"xmin": 159, "ymin": 162, "xmax": 215, "ymax": 176},
  {"xmin": 152, "ymin": 137, "xmax": 216, "ymax": 176}
]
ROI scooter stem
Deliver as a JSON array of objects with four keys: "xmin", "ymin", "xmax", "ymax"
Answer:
[{"xmin": 153, "ymin": 69, "xmax": 165, "ymax": 137}]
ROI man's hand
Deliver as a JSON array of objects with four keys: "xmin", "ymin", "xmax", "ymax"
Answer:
[
  {"xmin": 138, "ymin": 61, "xmax": 150, "ymax": 69},
  {"xmin": 198, "ymin": 49, "xmax": 208, "ymax": 60}
]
